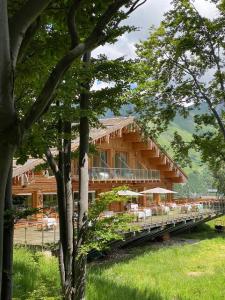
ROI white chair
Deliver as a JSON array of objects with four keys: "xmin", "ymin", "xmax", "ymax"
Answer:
[{"xmin": 43, "ymin": 217, "xmax": 57, "ymax": 230}]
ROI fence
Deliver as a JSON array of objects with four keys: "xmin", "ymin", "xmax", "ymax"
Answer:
[{"xmin": 14, "ymin": 199, "xmax": 225, "ymax": 247}]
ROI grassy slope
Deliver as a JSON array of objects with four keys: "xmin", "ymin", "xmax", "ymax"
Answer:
[
  {"xmin": 88, "ymin": 219, "xmax": 225, "ymax": 300},
  {"xmin": 88, "ymin": 237, "xmax": 225, "ymax": 300},
  {"xmin": 13, "ymin": 217, "xmax": 225, "ymax": 300}
]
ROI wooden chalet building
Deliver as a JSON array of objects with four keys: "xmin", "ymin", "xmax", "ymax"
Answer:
[{"xmin": 12, "ymin": 117, "xmax": 187, "ymax": 214}]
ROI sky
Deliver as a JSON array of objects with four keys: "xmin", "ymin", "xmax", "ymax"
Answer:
[
  {"xmin": 92, "ymin": 0, "xmax": 218, "ymax": 90},
  {"xmin": 93, "ymin": 0, "xmax": 218, "ymax": 60}
]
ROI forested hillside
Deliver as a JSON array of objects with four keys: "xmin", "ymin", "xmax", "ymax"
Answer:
[
  {"xmin": 159, "ymin": 104, "xmax": 209, "ymax": 173},
  {"xmin": 158, "ymin": 104, "xmax": 215, "ymax": 196}
]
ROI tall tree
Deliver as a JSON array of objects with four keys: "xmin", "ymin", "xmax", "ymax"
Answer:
[
  {"xmin": 18, "ymin": 53, "xmax": 136, "ymax": 299},
  {"xmin": 73, "ymin": 51, "xmax": 91, "ymax": 300},
  {"xmin": 132, "ymin": 0, "xmax": 225, "ymax": 169},
  {"xmin": 0, "ymin": 1, "xmax": 148, "ymax": 298}
]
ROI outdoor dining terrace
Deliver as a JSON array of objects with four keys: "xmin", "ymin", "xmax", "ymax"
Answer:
[{"xmin": 14, "ymin": 198, "xmax": 225, "ymax": 247}]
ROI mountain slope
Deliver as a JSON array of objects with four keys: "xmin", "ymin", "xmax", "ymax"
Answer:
[{"xmin": 158, "ymin": 103, "xmax": 209, "ymax": 173}]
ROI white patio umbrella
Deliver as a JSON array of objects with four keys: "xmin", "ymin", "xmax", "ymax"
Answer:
[
  {"xmin": 117, "ymin": 190, "xmax": 143, "ymax": 196},
  {"xmin": 140, "ymin": 187, "xmax": 177, "ymax": 194},
  {"xmin": 140, "ymin": 187, "xmax": 177, "ymax": 204}
]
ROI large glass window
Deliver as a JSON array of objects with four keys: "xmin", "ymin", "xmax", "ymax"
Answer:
[
  {"xmin": 13, "ymin": 195, "xmax": 32, "ymax": 209},
  {"xmin": 43, "ymin": 194, "xmax": 57, "ymax": 209},
  {"xmin": 136, "ymin": 161, "xmax": 146, "ymax": 170},
  {"xmin": 93, "ymin": 150, "xmax": 108, "ymax": 168},
  {"xmin": 115, "ymin": 152, "xmax": 129, "ymax": 169}
]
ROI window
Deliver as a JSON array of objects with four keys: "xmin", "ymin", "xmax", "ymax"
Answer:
[
  {"xmin": 135, "ymin": 161, "xmax": 146, "ymax": 170},
  {"xmin": 43, "ymin": 194, "xmax": 57, "ymax": 208},
  {"xmin": 115, "ymin": 152, "xmax": 129, "ymax": 169},
  {"xmin": 13, "ymin": 195, "xmax": 32, "ymax": 208},
  {"xmin": 93, "ymin": 150, "xmax": 108, "ymax": 168}
]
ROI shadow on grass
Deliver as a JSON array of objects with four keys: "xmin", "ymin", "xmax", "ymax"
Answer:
[
  {"xmin": 88, "ymin": 276, "xmax": 165, "ymax": 300},
  {"xmin": 175, "ymin": 221, "xmax": 225, "ymax": 240},
  {"xmin": 91, "ymin": 218, "xmax": 225, "ymax": 270}
]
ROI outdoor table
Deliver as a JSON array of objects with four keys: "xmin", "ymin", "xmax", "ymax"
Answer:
[
  {"xmin": 143, "ymin": 208, "xmax": 152, "ymax": 217},
  {"xmin": 127, "ymin": 203, "xmax": 139, "ymax": 211}
]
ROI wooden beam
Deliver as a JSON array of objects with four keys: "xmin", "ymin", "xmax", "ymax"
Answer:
[
  {"xmin": 163, "ymin": 171, "xmax": 179, "ymax": 178},
  {"xmin": 155, "ymin": 165, "xmax": 173, "ymax": 171},
  {"xmin": 132, "ymin": 142, "xmax": 148, "ymax": 151},
  {"xmin": 172, "ymin": 176, "xmax": 185, "ymax": 183},
  {"xmin": 123, "ymin": 132, "xmax": 140, "ymax": 142},
  {"xmin": 141, "ymin": 149, "xmax": 158, "ymax": 156},
  {"xmin": 148, "ymin": 156, "xmax": 164, "ymax": 164}
]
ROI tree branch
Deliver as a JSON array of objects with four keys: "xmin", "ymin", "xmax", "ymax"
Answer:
[
  {"xmin": 45, "ymin": 148, "xmax": 59, "ymax": 175},
  {"xmin": 22, "ymin": 43, "xmax": 86, "ymax": 131},
  {"xmin": 126, "ymin": 0, "xmax": 147, "ymax": 14},
  {"xmin": 181, "ymin": 56, "xmax": 225, "ymax": 140},
  {"xmin": 9, "ymin": 0, "xmax": 51, "ymax": 67},
  {"xmin": 67, "ymin": 0, "xmax": 82, "ymax": 48},
  {"xmin": 17, "ymin": 17, "xmax": 41, "ymax": 64},
  {"xmin": 22, "ymin": 0, "xmax": 147, "ymax": 132},
  {"xmin": 190, "ymin": 3, "xmax": 225, "ymax": 96},
  {"xmin": 99, "ymin": 0, "xmax": 148, "ymax": 45},
  {"xmin": 85, "ymin": 0, "xmax": 129, "ymax": 47}
]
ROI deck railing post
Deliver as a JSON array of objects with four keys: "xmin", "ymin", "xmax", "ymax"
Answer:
[
  {"xmin": 41, "ymin": 225, "xmax": 44, "ymax": 251},
  {"xmin": 24, "ymin": 225, "xmax": 27, "ymax": 247},
  {"xmin": 53, "ymin": 225, "xmax": 56, "ymax": 244}
]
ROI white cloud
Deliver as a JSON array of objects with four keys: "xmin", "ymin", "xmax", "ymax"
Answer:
[
  {"xmin": 92, "ymin": 0, "xmax": 218, "ymax": 91},
  {"xmin": 93, "ymin": 0, "xmax": 218, "ymax": 61},
  {"xmin": 91, "ymin": 80, "xmax": 115, "ymax": 91}
]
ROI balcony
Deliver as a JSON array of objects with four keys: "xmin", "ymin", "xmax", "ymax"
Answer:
[{"xmin": 89, "ymin": 167, "xmax": 160, "ymax": 181}]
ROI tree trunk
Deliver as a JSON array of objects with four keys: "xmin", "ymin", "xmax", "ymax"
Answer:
[
  {"xmin": 45, "ymin": 148, "xmax": 66, "ymax": 291},
  {"xmin": 0, "ymin": 2, "xmax": 15, "ymax": 296},
  {"xmin": 1, "ymin": 165, "xmax": 14, "ymax": 300},
  {"xmin": 45, "ymin": 120, "xmax": 74, "ymax": 300},
  {"xmin": 0, "ymin": 144, "xmax": 15, "ymax": 299},
  {"xmin": 63, "ymin": 121, "xmax": 74, "ymax": 299},
  {"xmin": 73, "ymin": 51, "xmax": 91, "ymax": 300}
]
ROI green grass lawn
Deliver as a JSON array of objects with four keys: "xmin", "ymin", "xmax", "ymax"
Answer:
[{"xmin": 13, "ymin": 218, "xmax": 225, "ymax": 300}]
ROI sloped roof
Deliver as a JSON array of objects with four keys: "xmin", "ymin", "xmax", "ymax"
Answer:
[
  {"xmin": 13, "ymin": 158, "xmax": 44, "ymax": 177},
  {"xmin": 13, "ymin": 116, "xmax": 187, "ymax": 180},
  {"xmin": 13, "ymin": 117, "xmax": 134, "ymax": 177}
]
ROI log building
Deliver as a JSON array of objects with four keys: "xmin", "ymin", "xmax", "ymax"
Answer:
[{"xmin": 12, "ymin": 117, "xmax": 187, "ymax": 214}]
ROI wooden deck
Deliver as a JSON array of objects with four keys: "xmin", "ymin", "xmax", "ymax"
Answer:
[{"xmin": 14, "ymin": 199, "xmax": 225, "ymax": 247}]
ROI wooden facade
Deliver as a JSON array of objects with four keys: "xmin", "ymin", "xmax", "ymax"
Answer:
[{"xmin": 12, "ymin": 117, "xmax": 187, "ymax": 214}]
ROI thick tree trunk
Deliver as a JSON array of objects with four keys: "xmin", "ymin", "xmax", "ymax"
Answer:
[
  {"xmin": 73, "ymin": 51, "xmax": 91, "ymax": 300},
  {"xmin": 1, "ymin": 165, "xmax": 14, "ymax": 300},
  {"xmin": 0, "ymin": 2, "xmax": 15, "ymax": 296},
  {"xmin": 0, "ymin": 145, "xmax": 14, "ymax": 299}
]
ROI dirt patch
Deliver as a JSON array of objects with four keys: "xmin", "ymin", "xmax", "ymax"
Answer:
[{"xmin": 187, "ymin": 271, "xmax": 205, "ymax": 277}]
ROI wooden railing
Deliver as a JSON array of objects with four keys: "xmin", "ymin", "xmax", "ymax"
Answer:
[{"xmin": 14, "ymin": 199, "xmax": 225, "ymax": 246}]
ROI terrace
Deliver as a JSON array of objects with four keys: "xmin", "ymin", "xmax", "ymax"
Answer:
[{"xmin": 14, "ymin": 198, "xmax": 225, "ymax": 247}]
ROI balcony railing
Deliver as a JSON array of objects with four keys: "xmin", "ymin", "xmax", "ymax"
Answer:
[{"xmin": 89, "ymin": 167, "xmax": 160, "ymax": 181}]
